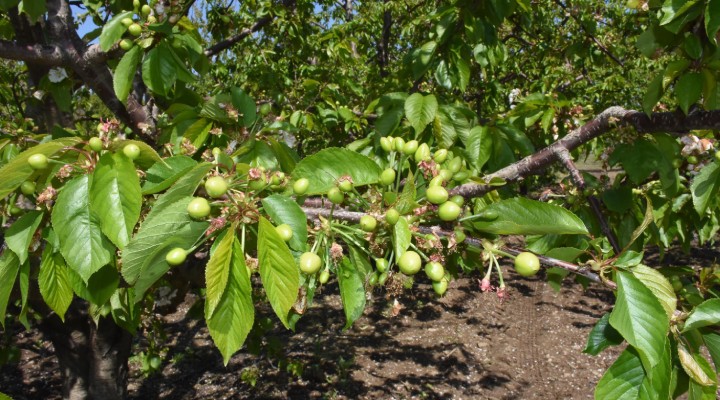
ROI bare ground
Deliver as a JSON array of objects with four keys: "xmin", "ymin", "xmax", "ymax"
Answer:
[{"xmin": 1, "ymin": 264, "xmax": 622, "ymax": 400}]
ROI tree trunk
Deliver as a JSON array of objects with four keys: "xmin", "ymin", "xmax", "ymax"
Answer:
[{"xmin": 38, "ymin": 301, "xmax": 133, "ymax": 400}]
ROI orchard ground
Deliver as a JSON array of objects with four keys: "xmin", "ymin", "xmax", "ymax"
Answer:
[{"xmin": 4, "ymin": 244, "xmax": 717, "ymax": 399}]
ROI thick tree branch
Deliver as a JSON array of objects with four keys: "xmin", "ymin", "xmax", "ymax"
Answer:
[
  {"xmin": 450, "ymin": 107, "xmax": 720, "ymax": 198},
  {"xmin": 0, "ymin": 40, "xmax": 65, "ymax": 66},
  {"xmin": 204, "ymin": 15, "xmax": 273, "ymax": 57}
]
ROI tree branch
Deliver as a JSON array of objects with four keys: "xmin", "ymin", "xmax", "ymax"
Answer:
[
  {"xmin": 450, "ymin": 107, "xmax": 720, "ymax": 198},
  {"xmin": 204, "ymin": 15, "xmax": 273, "ymax": 57},
  {"xmin": 0, "ymin": 40, "xmax": 65, "ymax": 66}
]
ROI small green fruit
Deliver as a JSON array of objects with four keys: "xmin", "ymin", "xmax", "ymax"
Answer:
[
  {"xmin": 380, "ymin": 137, "xmax": 393, "ymax": 152},
  {"xmin": 166, "ymin": 248, "xmax": 187, "ymax": 265},
  {"xmin": 293, "ymin": 178, "xmax": 310, "ymax": 195},
  {"xmin": 141, "ymin": 4, "xmax": 152, "ymax": 17},
  {"xmin": 687, "ymin": 155, "xmax": 699, "ymax": 164},
  {"xmin": 299, "ymin": 252, "xmax": 322, "ymax": 274},
  {"xmin": 319, "ymin": 270, "xmax": 330, "ymax": 284},
  {"xmin": 187, "ymin": 197, "xmax": 211, "ymax": 219},
  {"xmin": 438, "ymin": 201, "xmax": 462, "ymax": 221},
  {"xmin": 121, "ymin": 17, "xmax": 134, "ymax": 27},
  {"xmin": 449, "ymin": 195, "xmax": 464, "ymax": 207},
  {"xmin": 414, "ymin": 143, "xmax": 431, "ymax": 162},
  {"xmin": 398, "ymin": 251, "xmax": 422, "ymax": 275},
  {"xmin": 393, "ymin": 137, "xmax": 406, "ymax": 152},
  {"xmin": 432, "ymin": 279, "xmax": 448, "ymax": 296},
  {"xmin": 89, "ymin": 137, "xmax": 103, "ymax": 152},
  {"xmin": 359, "ymin": 215, "xmax": 378, "ymax": 232},
  {"xmin": 433, "ymin": 149, "xmax": 448, "ymax": 163},
  {"xmin": 378, "ymin": 272, "xmax": 388, "ymax": 285},
  {"xmin": 385, "ymin": 208, "xmax": 400, "ymax": 225},
  {"xmin": 438, "ymin": 169, "xmax": 453, "ymax": 182},
  {"xmin": 204, "ymin": 176, "xmax": 228, "ymax": 198},
  {"xmin": 448, "ymin": 157, "xmax": 463, "ymax": 173},
  {"xmin": 402, "ymin": 140, "xmax": 419, "ymax": 155},
  {"xmin": 119, "ymin": 39, "xmax": 134, "ymax": 51},
  {"xmin": 375, "ymin": 258, "xmax": 389, "ymax": 273},
  {"xmin": 514, "ymin": 252, "xmax": 541, "ymax": 277},
  {"xmin": 424, "ymin": 261, "xmax": 445, "ymax": 282},
  {"xmin": 426, "ymin": 186, "xmax": 449, "ymax": 205},
  {"xmin": 28, "ymin": 154, "xmax": 49, "ymax": 170},
  {"xmin": 338, "ymin": 180, "xmax": 353, "ymax": 192},
  {"xmin": 380, "ymin": 168, "xmax": 396, "ymax": 186},
  {"xmin": 127, "ymin": 23, "xmax": 142, "ymax": 36},
  {"xmin": 20, "ymin": 181, "xmax": 36, "ymax": 195},
  {"xmin": 123, "ymin": 143, "xmax": 141, "ymax": 160},
  {"xmin": 276, "ymin": 224, "xmax": 293, "ymax": 242},
  {"xmin": 327, "ymin": 187, "xmax": 344, "ymax": 204}
]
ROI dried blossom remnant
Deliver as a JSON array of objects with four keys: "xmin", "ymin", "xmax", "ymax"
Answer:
[
  {"xmin": 37, "ymin": 186, "xmax": 58, "ymax": 206},
  {"xmin": 330, "ymin": 242, "xmax": 344, "ymax": 262},
  {"xmin": 56, "ymin": 164, "xmax": 74, "ymax": 180},
  {"xmin": 206, "ymin": 217, "xmax": 227, "ymax": 236},
  {"xmin": 417, "ymin": 160, "xmax": 437, "ymax": 179},
  {"xmin": 248, "ymin": 167, "xmax": 263, "ymax": 180},
  {"xmin": 479, "ymin": 278, "xmax": 492, "ymax": 292},
  {"xmin": 180, "ymin": 138, "xmax": 197, "ymax": 155}
]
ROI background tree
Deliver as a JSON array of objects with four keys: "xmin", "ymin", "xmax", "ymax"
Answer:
[{"xmin": 1, "ymin": 0, "xmax": 720, "ymax": 399}]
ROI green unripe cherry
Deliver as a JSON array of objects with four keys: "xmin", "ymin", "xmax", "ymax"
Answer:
[
  {"xmin": 402, "ymin": 140, "xmax": 419, "ymax": 155},
  {"xmin": 293, "ymin": 178, "xmax": 310, "ymax": 195},
  {"xmin": 299, "ymin": 252, "xmax": 322, "ymax": 274},
  {"xmin": 438, "ymin": 201, "xmax": 462, "ymax": 221},
  {"xmin": 393, "ymin": 137, "xmax": 406, "ymax": 152},
  {"xmin": 380, "ymin": 136, "xmax": 394, "ymax": 152},
  {"xmin": 424, "ymin": 261, "xmax": 445, "ymax": 282},
  {"xmin": 121, "ymin": 17, "xmax": 134, "ymax": 27},
  {"xmin": 432, "ymin": 279, "xmax": 448, "ymax": 296},
  {"xmin": 438, "ymin": 169, "xmax": 453, "ymax": 182},
  {"xmin": 127, "ymin": 23, "xmax": 142, "ymax": 36},
  {"xmin": 385, "ymin": 208, "xmax": 400, "ymax": 225},
  {"xmin": 448, "ymin": 157, "xmax": 463, "ymax": 173},
  {"xmin": 449, "ymin": 195, "xmax": 464, "ymax": 206},
  {"xmin": 119, "ymin": 39, "xmax": 134, "ymax": 51},
  {"xmin": 375, "ymin": 258, "xmax": 389, "ymax": 273},
  {"xmin": 141, "ymin": 4, "xmax": 152, "ymax": 17},
  {"xmin": 28, "ymin": 154, "xmax": 49, "ymax": 170},
  {"xmin": 327, "ymin": 187, "xmax": 344, "ymax": 204},
  {"xmin": 338, "ymin": 180, "xmax": 353, "ymax": 192},
  {"xmin": 433, "ymin": 149, "xmax": 448, "ymax": 163},
  {"xmin": 204, "ymin": 176, "xmax": 228, "ymax": 198},
  {"xmin": 165, "ymin": 248, "xmax": 187, "ymax": 265},
  {"xmin": 123, "ymin": 143, "xmax": 141, "ymax": 160},
  {"xmin": 426, "ymin": 185, "xmax": 449, "ymax": 205},
  {"xmin": 514, "ymin": 252, "xmax": 541, "ymax": 277},
  {"xmin": 380, "ymin": 168, "xmax": 396, "ymax": 186},
  {"xmin": 414, "ymin": 143, "xmax": 431, "ymax": 162},
  {"xmin": 319, "ymin": 270, "xmax": 330, "ymax": 284},
  {"xmin": 187, "ymin": 197, "xmax": 211, "ymax": 219},
  {"xmin": 89, "ymin": 137, "xmax": 103, "ymax": 152},
  {"xmin": 20, "ymin": 181, "xmax": 36, "ymax": 196},
  {"xmin": 398, "ymin": 251, "xmax": 422, "ymax": 275},
  {"xmin": 359, "ymin": 215, "xmax": 378, "ymax": 232},
  {"xmin": 378, "ymin": 272, "xmax": 388, "ymax": 285},
  {"xmin": 276, "ymin": 224, "xmax": 293, "ymax": 242}
]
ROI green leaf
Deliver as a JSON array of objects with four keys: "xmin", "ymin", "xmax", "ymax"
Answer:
[
  {"xmin": 463, "ymin": 126, "xmax": 492, "ymax": 170},
  {"xmin": 257, "ymin": 217, "xmax": 299, "ymax": 329},
  {"xmin": 51, "ymin": 175, "xmax": 115, "ymax": 282},
  {"xmin": 205, "ymin": 227, "xmax": 235, "ymax": 319},
  {"xmin": 113, "ymin": 45, "xmax": 142, "ymax": 103},
  {"xmin": 110, "ymin": 288, "xmax": 141, "ymax": 334},
  {"xmin": 337, "ymin": 256, "xmax": 366, "ymax": 329},
  {"xmin": 700, "ymin": 331, "xmax": 720, "ymax": 370},
  {"xmin": 142, "ymin": 43, "xmax": 177, "ymax": 95},
  {"xmin": 0, "ymin": 250, "xmax": 19, "ymax": 329},
  {"xmin": 146, "ymin": 162, "xmax": 213, "ymax": 219},
  {"xmin": 404, "ymin": 93, "xmax": 438, "ymax": 134},
  {"xmin": 231, "ymin": 87, "xmax": 257, "ymax": 127},
  {"xmin": 141, "ymin": 155, "xmax": 197, "ymax": 195},
  {"xmin": 683, "ymin": 298, "xmax": 720, "ymax": 332},
  {"xmin": 207, "ymin": 238, "xmax": 254, "ymax": 365},
  {"xmin": 262, "ymin": 194, "xmax": 308, "ymax": 252},
  {"xmin": 472, "ymin": 198, "xmax": 588, "ymax": 235},
  {"xmin": 412, "ymin": 41, "xmax": 437, "ymax": 79},
  {"xmin": 595, "ymin": 347, "xmax": 645, "ymax": 400},
  {"xmin": 691, "ymin": 161, "xmax": 720, "ymax": 215},
  {"xmin": 18, "ymin": 0, "xmax": 46, "ymax": 22},
  {"xmin": 675, "ymin": 73, "xmax": 703, "ymax": 115},
  {"xmin": 395, "ymin": 170, "xmax": 418, "ymax": 215},
  {"xmin": 678, "ymin": 345, "xmax": 716, "ymax": 386},
  {"xmin": 291, "ymin": 148, "xmax": 381, "ymax": 194},
  {"xmin": 348, "ymin": 245, "xmax": 372, "ymax": 278},
  {"xmin": 632, "ymin": 264, "xmax": 677, "ymax": 320},
  {"xmin": 432, "ymin": 106, "xmax": 457, "ymax": 148},
  {"xmin": 584, "ymin": 313, "xmax": 624, "ymax": 355},
  {"xmin": 121, "ymin": 197, "xmax": 208, "ymax": 301},
  {"xmin": 90, "ymin": 152, "xmax": 142, "ymax": 249},
  {"xmin": 268, "ymin": 139, "xmax": 299, "ymax": 174},
  {"xmin": 706, "ymin": 0, "xmax": 720, "ymax": 46},
  {"xmin": 0, "ymin": 137, "xmax": 81, "ymax": 201},
  {"xmin": 392, "ymin": 216, "xmax": 412, "ymax": 257},
  {"xmin": 67, "ymin": 264, "xmax": 118, "ymax": 306},
  {"xmin": 5, "ymin": 210, "xmax": 43, "ymax": 264},
  {"xmin": 38, "ymin": 246, "xmax": 73, "ymax": 321},
  {"xmin": 643, "ymin": 74, "xmax": 664, "ymax": 115},
  {"xmin": 609, "ymin": 271, "xmax": 670, "ymax": 371},
  {"xmin": 639, "ymin": 338, "xmax": 672, "ymax": 400},
  {"xmin": 99, "ymin": 11, "xmax": 134, "ymax": 52}
]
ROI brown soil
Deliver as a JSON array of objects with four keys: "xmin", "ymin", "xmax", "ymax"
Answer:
[{"xmin": 1, "ymin": 264, "xmax": 621, "ymax": 400}]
